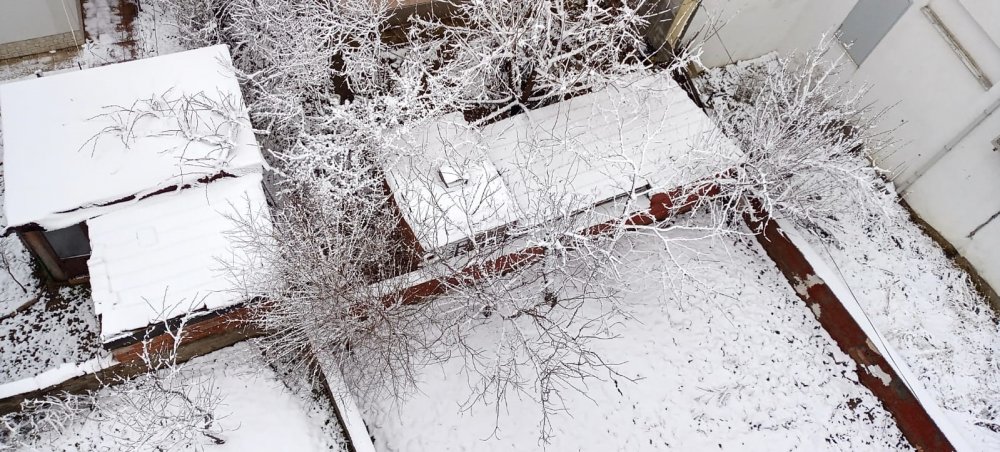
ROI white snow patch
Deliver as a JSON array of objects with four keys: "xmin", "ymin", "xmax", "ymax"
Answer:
[
  {"xmin": 810, "ymin": 302, "xmax": 822, "ymax": 319},
  {"xmin": 865, "ymin": 364, "xmax": 893, "ymax": 387},
  {"xmin": 793, "ymin": 273, "xmax": 825, "ymax": 297}
]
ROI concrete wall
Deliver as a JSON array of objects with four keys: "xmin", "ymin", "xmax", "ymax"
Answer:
[
  {"xmin": 687, "ymin": 0, "xmax": 814, "ymax": 67},
  {"xmin": 0, "ymin": 0, "xmax": 83, "ymax": 59},
  {"xmin": 690, "ymin": 0, "xmax": 1000, "ymax": 293}
]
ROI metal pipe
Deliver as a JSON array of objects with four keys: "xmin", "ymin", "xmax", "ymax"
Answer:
[{"xmin": 60, "ymin": 0, "xmax": 80, "ymax": 48}]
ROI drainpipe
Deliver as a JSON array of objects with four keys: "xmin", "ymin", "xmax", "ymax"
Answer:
[
  {"xmin": 897, "ymin": 91, "xmax": 1000, "ymax": 195},
  {"xmin": 60, "ymin": 0, "xmax": 80, "ymax": 48}
]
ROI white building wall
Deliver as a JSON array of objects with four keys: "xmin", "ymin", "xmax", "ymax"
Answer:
[
  {"xmin": 691, "ymin": 0, "xmax": 1000, "ymax": 292},
  {"xmin": 688, "ymin": 0, "xmax": 812, "ymax": 68},
  {"xmin": 0, "ymin": 0, "xmax": 82, "ymax": 59},
  {"xmin": 0, "ymin": 0, "xmax": 82, "ymax": 43}
]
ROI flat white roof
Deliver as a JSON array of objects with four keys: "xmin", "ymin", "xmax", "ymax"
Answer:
[
  {"xmin": 0, "ymin": 45, "xmax": 264, "ymax": 230},
  {"xmin": 388, "ymin": 74, "xmax": 740, "ymax": 251},
  {"xmin": 481, "ymin": 75, "xmax": 735, "ymax": 214},
  {"xmin": 87, "ymin": 173, "xmax": 270, "ymax": 341},
  {"xmin": 386, "ymin": 115, "xmax": 519, "ymax": 251}
]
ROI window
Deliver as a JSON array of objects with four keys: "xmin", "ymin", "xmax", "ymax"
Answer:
[
  {"xmin": 839, "ymin": 0, "xmax": 912, "ymax": 65},
  {"xmin": 43, "ymin": 224, "xmax": 91, "ymax": 259}
]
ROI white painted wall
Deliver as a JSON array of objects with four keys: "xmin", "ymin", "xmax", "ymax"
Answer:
[
  {"xmin": 0, "ymin": 0, "xmax": 82, "ymax": 44},
  {"xmin": 691, "ymin": 0, "xmax": 1000, "ymax": 291},
  {"xmin": 688, "ymin": 0, "xmax": 813, "ymax": 68}
]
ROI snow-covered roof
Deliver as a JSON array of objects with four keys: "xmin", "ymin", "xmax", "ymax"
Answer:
[
  {"xmin": 0, "ymin": 45, "xmax": 264, "ymax": 230},
  {"xmin": 87, "ymin": 173, "xmax": 270, "ymax": 341},
  {"xmin": 386, "ymin": 114, "xmax": 519, "ymax": 251},
  {"xmin": 480, "ymin": 75, "xmax": 736, "ymax": 214},
  {"xmin": 388, "ymin": 74, "xmax": 740, "ymax": 251}
]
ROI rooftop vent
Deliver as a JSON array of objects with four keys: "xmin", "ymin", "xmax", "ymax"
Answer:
[{"xmin": 439, "ymin": 165, "xmax": 469, "ymax": 188}]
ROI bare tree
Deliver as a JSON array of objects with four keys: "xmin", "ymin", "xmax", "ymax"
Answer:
[
  {"xmin": 153, "ymin": 0, "xmax": 891, "ymax": 445},
  {"xmin": 697, "ymin": 37, "xmax": 892, "ymax": 235},
  {"xmin": 408, "ymin": 0, "xmax": 669, "ymax": 123},
  {"xmin": 228, "ymin": 72, "xmax": 740, "ymax": 444},
  {"xmin": 147, "ymin": 0, "xmax": 724, "ymax": 443}
]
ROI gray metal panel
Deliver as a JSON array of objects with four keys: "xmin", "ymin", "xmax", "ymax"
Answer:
[{"xmin": 839, "ymin": 0, "xmax": 912, "ymax": 64}]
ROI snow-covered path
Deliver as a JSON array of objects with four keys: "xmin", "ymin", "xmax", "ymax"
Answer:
[{"xmin": 364, "ymin": 226, "xmax": 911, "ymax": 451}]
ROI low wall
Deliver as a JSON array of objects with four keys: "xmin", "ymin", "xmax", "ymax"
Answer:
[
  {"xmin": 0, "ymin": 31, "xmax": 81, "ymax": 60},
  {"xmin": 744, "ymin": 208, "xmax": 959, "ymax": 451},
  {"xmin": 0, "ymin": 307, "xmax": 261, "ymax": 415}
]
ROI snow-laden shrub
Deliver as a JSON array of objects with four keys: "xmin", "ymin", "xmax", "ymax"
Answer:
[
  {"xmin": 698, "ymin": 39, "xmax": 893, "ymax": 235},
  {"xmin": 0, "ymin": 335, "xmax": 226, "ymax": 451},
  {"xmin": 409, "ymin": 0, "xmax": 663, "ymax": 124}
]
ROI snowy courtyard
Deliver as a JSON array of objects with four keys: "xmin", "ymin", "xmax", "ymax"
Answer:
[
  {"xmin": 365, "ymin": 224, "xmax": 912, "ymax": 450},
  {"xmin": 2, "ymin": 1, "xmax": 1000, "ymax": 451}
]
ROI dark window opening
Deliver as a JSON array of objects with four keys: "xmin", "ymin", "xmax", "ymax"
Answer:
[{"xmin": 43, "ymin": 224, "xmax": 91, "ymax": 259}]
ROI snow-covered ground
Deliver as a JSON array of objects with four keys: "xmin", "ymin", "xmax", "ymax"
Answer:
[
  {"xmin": 7, "ymin": 341, "xmax": 348, "ymax": 451},
  {"xmin": 696, "ymin": 56, "xmax": 1000, "ymax": 450},
  {"xmin": 798, "ymin": 181, "xmax": 1000, "ymax": 449},
  {"xmin": 0, "ymin": 285, "xmax": 102, "ymax": 386},
  {"xmin": 364, "ymin": 224, "xmax": 911, "ymax": 451},
  {"xmin": 0, "ymin": 154, "xmax": 40, "ymax": 318}
]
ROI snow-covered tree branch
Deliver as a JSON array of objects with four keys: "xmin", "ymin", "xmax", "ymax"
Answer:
[
  {"xmin": 409, "ymin": 0, "xmax": 672, "ymax": 123},
  {"xmin": 0, "ymin": 311, "xmax": 228, "ymax": 451},
  {"xmin": 698, "ymin": 37, "xmax": 893, "ymax": 235}
]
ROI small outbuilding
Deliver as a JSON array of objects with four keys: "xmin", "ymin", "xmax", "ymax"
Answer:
[{"xmin": 0, "ymin": 45, "xmax": 271, "ymax": 344}]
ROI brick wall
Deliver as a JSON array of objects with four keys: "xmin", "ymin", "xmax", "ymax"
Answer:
[{"xmin": 0, "ymin": 31, "xmax": 81, "ymax": 61}]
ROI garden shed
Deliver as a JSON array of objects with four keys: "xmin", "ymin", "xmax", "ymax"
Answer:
[{"xmin": 0, "ymin": 45, "xmax": 270, "ymax": 343}]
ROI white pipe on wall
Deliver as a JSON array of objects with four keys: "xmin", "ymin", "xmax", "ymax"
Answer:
[{"xmin": 60, "ymin": 0, "xmax": 80, "ymax": 47}]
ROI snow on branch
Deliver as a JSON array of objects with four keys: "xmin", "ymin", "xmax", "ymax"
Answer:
[
  {"xmin": 409, "ymin": 0, "xmax": 679, "ymax": 123},
  {"xmin": 80, "ymin": 88, "xmax": 253, "ymax": 173},
  {"xmin": 698, "ymin": 37, "xmax": 894, "ymax": 235},
  {"xmin": 0, "ymin": 307, "xmax": 229, "ymax": 450}
]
